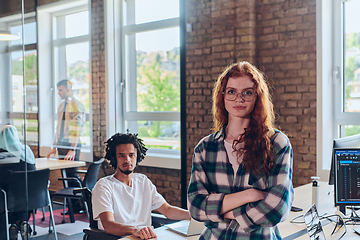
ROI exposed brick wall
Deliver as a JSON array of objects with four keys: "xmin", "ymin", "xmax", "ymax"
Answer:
[
  {"xmin": 185, "ymin": 0, "xmax": 213, "ymax": 184},
  {"xmin": 91, "ymin": 0, "xmax": 107, "ymax": 161},
  {"xmin": 185, "ymin": 0, "xmax": 317, "ymax": 188},
  {"xmin": 255, "ymin": 0, "xmax": 317, "ymax": 186},
  {"xmin": 136, "ymin": 166, "xmax": 182, "ymax": 206}
]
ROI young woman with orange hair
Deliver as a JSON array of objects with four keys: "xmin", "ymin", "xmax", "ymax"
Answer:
[{"xmin": 187, "ymin": 61, "xmax": 294, "ymax": 239}]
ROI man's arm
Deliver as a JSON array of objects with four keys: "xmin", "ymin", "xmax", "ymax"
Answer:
[
  {"xmin": 46, "ymin": 148, "xmax": 57, "ymax": 158},
  {"xmin": 99, "ymin": 211, "xmax": 157, "ymax": 239},
  {"xmin": 156, "ymin": 202, "xmax": 190, "ymax": 220}
]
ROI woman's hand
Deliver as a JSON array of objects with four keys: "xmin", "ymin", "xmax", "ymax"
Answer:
[{"xmin": 223, "ymin": 211, "xmax": 235, "ymax": 219}]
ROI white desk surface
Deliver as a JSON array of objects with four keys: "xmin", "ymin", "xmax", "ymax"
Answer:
[
  {"xmin": 279, "ymin": 181, "xmax": 360, "ymax": 240},
  {"xmin": 122, "ymin": 221, "xmax": 201, "ymax": 240},
  {"xmin": 35, "ymin": 157, "xmax": 86, "ymax": 170}
]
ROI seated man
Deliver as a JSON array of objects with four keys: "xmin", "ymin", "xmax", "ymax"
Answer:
[{"xmin": 92, "ymin": 133, "xmax": 190, "ymax": 239}]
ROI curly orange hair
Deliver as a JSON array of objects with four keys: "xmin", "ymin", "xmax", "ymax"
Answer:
[{"xmin": 212, "ymin": 61, "xmax": 275, "ymax": 174}]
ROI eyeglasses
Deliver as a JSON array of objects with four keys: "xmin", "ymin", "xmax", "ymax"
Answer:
[{"xmin": 222, "ymin": 89, "xmax": 256, "ymax": 102}]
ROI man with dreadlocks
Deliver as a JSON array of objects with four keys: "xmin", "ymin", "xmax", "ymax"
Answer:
[{"xmin": 92, "ymin": 133, "xmax": 190, "ymax": 239}]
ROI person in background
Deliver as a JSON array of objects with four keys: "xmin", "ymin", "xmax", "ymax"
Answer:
[
  {"xmin": 92, "ymin": 133, "xmax": 190, "ymax": 239},
  {"xmin": 47, "ymin": 79, "xmax": 86, "ymax": 213},
  {"xmin": 187, "ymin": 61, "xmax": 294, "ymax": 239},
  {"xmin": 0, "ymin": 125, "xmax": 36, "ymax": 240}
]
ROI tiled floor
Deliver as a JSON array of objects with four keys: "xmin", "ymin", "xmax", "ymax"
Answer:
[
  {"xmin": 31, "ymin": 221, "xmax": 87, "ymax": 239},
  {"xmin": 27, "ymin": 204, "xmax": 88, "ymax": 240}
]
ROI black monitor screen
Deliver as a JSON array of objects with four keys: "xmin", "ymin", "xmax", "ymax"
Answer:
[
  {"xmin": 329, "ymin": 134, "xmax": 360, "ymax": 185},
  {"xmin": 334, "ymin": 148, "xmax": 360, "ymax": 206}
]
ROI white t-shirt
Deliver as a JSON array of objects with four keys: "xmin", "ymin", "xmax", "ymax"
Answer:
[{"xmin": 92, "ymin": 173, "xmax": 166, "ymax": 230}]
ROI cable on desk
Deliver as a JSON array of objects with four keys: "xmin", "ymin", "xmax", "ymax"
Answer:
[
  {"xmin": 290, "ymin": 214, "xmax": 304, "ymax": 224},
  {"xmin": 291, "ymin": 213, "xmax": 347, "ymax": 239},
  {"xmin": 342, "ymin": 207, "xmax": 360, "ymax": 225}
]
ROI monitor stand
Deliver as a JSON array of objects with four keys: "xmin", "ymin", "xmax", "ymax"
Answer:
[{"xmin": 339, "ymin": 205, "xmax": 346, "ymax": 215}]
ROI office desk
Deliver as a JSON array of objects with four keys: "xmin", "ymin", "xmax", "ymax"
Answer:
[
  {"xmin": 36, "ymin": 157, "xmax": 86, "ymax": 223},
  {"xmin": 279, "ymin": 181, "xmax": 360, "ymax": 239},
  {"xmin": 123, "ymin": 223, "xmax": 201, "ymax": 240},
  {"xmin": 35, "ymin": 157, "xmax": 86, "ymax": 170}
]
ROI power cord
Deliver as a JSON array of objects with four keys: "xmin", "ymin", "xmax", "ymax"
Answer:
[{"xmin": 290, "ymin": 212, "xmax": 347, "ymax": 239}]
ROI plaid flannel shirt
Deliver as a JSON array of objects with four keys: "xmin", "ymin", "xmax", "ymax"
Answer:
[{"xmin": 187, "ymin": 129, "xmax": 294, "ymax": 240}]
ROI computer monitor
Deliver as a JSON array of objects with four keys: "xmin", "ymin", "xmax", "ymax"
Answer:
[
  {"xmin": 333, "ymin": 148, "xmax": 360, "ymax": 213},
  {"xmin": 329, "ymin": 134, "xmax": 360, "ymax": 185}
]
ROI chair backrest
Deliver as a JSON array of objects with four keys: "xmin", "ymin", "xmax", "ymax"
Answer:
[
  {"xmin": 7, "ymin": 168, "xmax": 50, "ymax": 212},
  {"xmin": 73, "ymin": 187, "xmax": 98, "ymax": 229},
  {"xmin": 83, "ymin": 158, "xmax": 104, "ymax": 191}
]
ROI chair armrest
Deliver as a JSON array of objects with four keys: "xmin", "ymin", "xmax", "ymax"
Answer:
[
  {"xmin": 83, "ymin": 228, "xmax": 120, "ymax": 240},
  {"xmin": 57, "ymin": 177, "xmax": 82, "ymax": 187},
  {"xmin": 73, "ymin": 187, "xmax": 89, "ymax": 195},
  {"xmin": 76, "ymin": 169, "xmax": 87, "ymax": 174},
  {"xmin": 0, "ymin": 188, "xmax": 6, "ymax": 197}
]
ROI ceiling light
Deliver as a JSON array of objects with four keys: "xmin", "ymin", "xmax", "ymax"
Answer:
[{"xmin": 0, "ymin": 30, "xmax": 20, "ymax": 41}]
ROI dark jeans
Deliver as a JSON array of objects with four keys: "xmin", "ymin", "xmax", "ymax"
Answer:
[
  {"xmin": 0, "ymin": 162, "xmax": 36, "ymax": 239},
  {"xmin": 57, "ymin": 142, "xmax": 83, "ymax": 211}
]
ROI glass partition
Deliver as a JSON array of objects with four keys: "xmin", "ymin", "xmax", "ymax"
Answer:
[
  {"xmin": 1, "ymin": 0, "xmax": 92, "ymax": 238},
  {"xmin": 0, "ymin": 1, "xmax": 34, "ymax": 238}
]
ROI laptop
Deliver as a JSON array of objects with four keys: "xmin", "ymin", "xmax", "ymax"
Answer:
[
  {"xmin": 303, "ymin": 204, "xmax": 326, "ymax": 240},
  {"xmin": 0, "ymin": 152, "xmax": 19, "ymax": 164},
  {"xmin": 166, "ymin": 218, "xmax": 204, "ymax": 236}
]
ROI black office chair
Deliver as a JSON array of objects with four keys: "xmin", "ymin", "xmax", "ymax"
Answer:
[
  {"xmin": 73, "ymin": 187, "xmax": 119, "ymax": 240},
  {"xmin": 51, "ymin": 158, "xmax": 104, "ymax": 224},
  {"xmin": 74, "ymin": 187, "xmax": 180, "ymax": 240},
  {"xmin": 0, "ymin": 168, "xmax": 57, "ymax": 240}
]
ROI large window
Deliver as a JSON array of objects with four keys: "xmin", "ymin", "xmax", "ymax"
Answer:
[
  {"xmin": 106, "ymin": 0, "xmax": 181, "ymax": 168},
  {"xmin": 52, "ymin": 9, "xmax": 91, "ymax": 150},
  {"xmin": 38, "ymin": 0, "xmax": 92, "ymax": 161},
  {"xmin": 317, "ymin": 0, "xmax": 360, "ymax": 180},
  {"xmin": 0, "ymin": 15, "xmax": 38, "ymax": 143},
  {"xmin": 334, "ymin": 0, "xmax": 360, "ymax": 137}
]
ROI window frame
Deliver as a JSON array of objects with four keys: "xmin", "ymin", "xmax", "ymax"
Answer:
[
  {"xmin": 37, "ymin": 0, "xmax": 92, "ymax": 161},
  {"xmin": 0, "ymin": 13, "xmax": 38, "ymax": 142},
  {"xmin": 333, "ymin": 0, "xmax": 360, "ymax": 135},
  {"xmin": 316, "ymin": 0, "xmax": 360, "ymax": 181},
  {"xmin": 105, "ymin": 0, "xmax": 182, "ymax": 169}
]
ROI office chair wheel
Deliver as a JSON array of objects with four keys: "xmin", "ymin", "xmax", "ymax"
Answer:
[
  {"xmin": 33, "ymin": 231, "xmax": 37, "ymax": 236},
  {"xmin": 49, "ymin": 229, "xmax": 53, "ymax": 233},
  {"xmin": 62, "ymin": 219, "xmax": 66, "ymax": 224},
  {"xmin": 41, "ymin": 217, "xmax": 45, "ymax": 221}
]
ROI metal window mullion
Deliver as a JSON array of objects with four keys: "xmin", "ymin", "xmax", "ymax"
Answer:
[
  {"xmin": 123, "ymin": 17, "xmax": 179, "ymax": 35},
  {"xmin": 8, "ymin": 43, "xmax": 36, "ymax": 52},
  {"xmin": 123, "ymin": 0, "xmax": 137, "ymax": 133},
  {"xmin": 334, "ymin": 112, "xmax": 360, "ymax": 125},
  {"xmin": 51, "ymin": 5, "xmax": 88, "ymax": 19},
  {"xmin": 0, "ymin": 14, "xmax": 35, "ymax": 25},
  {"xmin": 53, "ymin": 35, "xmax": 90, "ymax": 46},
  {"xmin": 115, "ymin": 0, "xmax": 124, "ymax": 134},
  {"xmin": 333, "ymin": 0, "xmax": 344, "ymax": 138},
  {"xmin": 123, "ymin": 112, "xmax": 180, "ymax": 122}
]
